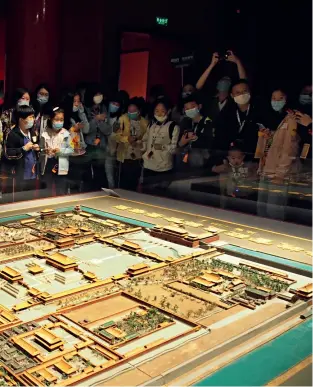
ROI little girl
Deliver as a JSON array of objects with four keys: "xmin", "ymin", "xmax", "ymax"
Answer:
[{"xmin": 40, "ymin": 107, "xmax": 74, "ymax": 196}]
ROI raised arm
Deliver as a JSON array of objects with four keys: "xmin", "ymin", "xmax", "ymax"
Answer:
[
  {"xmin": 196, "ymin": 52, "xmax": 219, "ymax": 90},
  {"xmin": 227, "ymin": 50, "xmax": 247, "ymax": 80}
]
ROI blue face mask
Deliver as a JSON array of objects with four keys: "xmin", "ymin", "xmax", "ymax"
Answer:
[
  {"xmin": 128, "ymin": 111, "xmax": 138, "ymax": 120},
  {"xmin": 217, "ymin": 79, "xmax": 231, "ymax": 92},
  {"xmin": 25, "ymin": 119, "xmax": 34, "ymax": 129},
  {"xmin": 52, "ymin": 121, "xmax": 64, "ymax": 130},
  {"xmin": 299, "ymin": 94, "xmax": 312, "ymax": 105},
  {"xmin": 109, "ymin": 103, "xmax": 119, "ymax": 113},
  {"xmin": 185, "ymin": 107, "xmax": 199, "ymax": 119},
  {"xmin": 37, "ymin": 95, "xmax": 49, "ymax": 104},
  {"xmin": 73, "ymin": 105, "xmax": 79, "ymax": 112},
  {"xmin": 271, "ymin": 100, "xmax": 286, "ymax": 112}
]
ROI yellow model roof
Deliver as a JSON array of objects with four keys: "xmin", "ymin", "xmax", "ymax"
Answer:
[
  {"xmin": 1, "ymin": 266, "xmax": 21, "ymax": 277},
  {"xmin": 41, "ymin": 209, "xmax": 55, "ymax": 214},
  {"xmin": 48, "ymin": 253, "xmax": 76, "ymax": 265},
  {"xmin": 129, "ymin": 263, "xmax": 149, "ymax": 271},
  {"xmin": 54, "ymin": 359, "xmax": 76, "ymax": 375},
  {"xmin": 192, "ymin": 278, "xmax": 214, "ymax": 287},
  {"xmin": 35, "ymin": 328, "xmax": 62, "ymax": 345},
  {"xmin": 14, "ymin": 338, "xmax": 39, "ymax": 357},
  {"xmin": 28, "ymin": 265, "xmax": 44, "ymax": 274},
  {"xmin": 202, "ymin": 273, "xmax": 222, "ymax": 283},
  {"xmin": 298, "ymin": 283, "xmax": 313, "ymax": 294}
]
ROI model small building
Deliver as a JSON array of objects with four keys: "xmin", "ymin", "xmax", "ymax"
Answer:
[
  {"xmin": 83, "ymin": 271, "xmax": 97, "ymax": 281},
  {"xmin": 55, "ymin": 236, "xmax": 75, "ymax": 248},
  {"xmin": 127, "ymin": 263, "xmax": 150, "ymax": 276},
  {"xmin": 40, "ymin": 209, "xmax": 56, "ymax": 219},
  {"xmin": 28, "ymin": 264, "xmax": 44, "ymax": 275},
  {"xmin": 46, "ymin": 253, "xmax": 78, "ymax": 272},
  {"xmin": 245, "ymin": 287, "xmax": 272, "ymax": 300},
  {"xmin": 121, "ymin": 241, "xmax": 141, "ymax": 253},
  {"xmin": 0, "ymin": 267, "xmax": 23, "ymax": 283},
  {"xmin": 291, "ymin": 283, "xmax": 312, "ymax": 299},
  {"xmin": 34, "ymin": 328, "xmax": 64, "ymax": 351},
  {"xmin": 151, "ymin": 225, "xmax": 219, "ymax": 247},
  {"xmin": 74, "ymin": 204, "xmax": 81, "ymax": 214}
]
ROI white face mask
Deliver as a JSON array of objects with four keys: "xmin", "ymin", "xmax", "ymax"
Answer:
[
  {"xmin": 234, "ymin": 93, "xmax": 251, "ymax": 105},
  {"xmin": 93, "ymin": 95, "xmax": 103, "ymax": 105},
  {"xmin": 18, "ymin": 99, "xmax": 30, "ymax": 106},
  {"xmin": 154, "ymin": 115, "xmax": 168, "ymax": 123}
]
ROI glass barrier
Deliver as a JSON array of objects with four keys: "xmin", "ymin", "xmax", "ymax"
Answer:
[
  {"xmin": 0, "ymin": 149, "xmax": 311, "ymax": 226},
  {"xmin": 116, "ymin": 150, "xmax": 312, "ymax": 226}
]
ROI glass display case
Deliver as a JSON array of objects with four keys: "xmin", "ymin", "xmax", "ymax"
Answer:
[
  {"xmin": 0, "ymin": 194, "xmax": 310, "ymax": 385},
  {"xmin": 0, "ymin": 149, "xmax": 311, "ymax": 386}
]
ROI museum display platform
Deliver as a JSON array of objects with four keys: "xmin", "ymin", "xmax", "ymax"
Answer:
[{"xmin": 0, "ymin": 190, "xmax": 311, "ymax": 386}]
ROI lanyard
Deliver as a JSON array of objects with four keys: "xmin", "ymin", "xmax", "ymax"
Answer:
[
  {"xmin": 236, "ymin": 105, "xmax": 250, "ymax": 133},
  {"xmin": 192, "ymin": 117, "xmax": 203, "ymax": 135},
  {"xmin": 151, "ymin": 123, "xmax": 165, "ymax": 147}
]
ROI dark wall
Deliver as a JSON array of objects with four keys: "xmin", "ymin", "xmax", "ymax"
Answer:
[{"xmin": 4, "ymin": 0, "xmax": 312, "ymax": 100}]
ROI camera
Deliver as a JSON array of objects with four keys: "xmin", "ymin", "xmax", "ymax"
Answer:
[{"xmin": 219, "ymin": 51, "xmax": 230, "ymax": 60}]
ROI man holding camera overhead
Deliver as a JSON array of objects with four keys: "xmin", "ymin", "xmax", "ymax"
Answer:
[{"xmin": 196, "ymin": 50, "xmax": 247, "ymax": 121}]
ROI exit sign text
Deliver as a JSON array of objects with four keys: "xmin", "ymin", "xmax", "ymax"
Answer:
[{"xmin": 156, "ymin": 17, "xmax": 168, "ymax": 26}]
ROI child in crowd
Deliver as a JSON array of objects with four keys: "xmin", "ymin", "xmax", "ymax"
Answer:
[
  {"xmin": 40, "ymin": 107, "xmax": 74, "ymax": 196},
  {"xmin": 212, "ymin": 141, "xmax": 256, "ymax": 198}
]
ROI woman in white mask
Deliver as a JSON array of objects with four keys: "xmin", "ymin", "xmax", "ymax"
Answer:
[{"xmin": 142, "ymin": 99, "xmax": 179, "ymax": 189}]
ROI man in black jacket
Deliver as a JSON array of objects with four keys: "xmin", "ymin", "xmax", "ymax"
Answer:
[
  {"xmin": 178, "ymin": 94, "xmax": 215, "ymax": 170},
  {"xmin": 214, "ymin": 79, "xmax": 264, "ymax": 158},
  {"xmin": 5, "ymin": 105, "xmax": 40, "ymax": 194}
]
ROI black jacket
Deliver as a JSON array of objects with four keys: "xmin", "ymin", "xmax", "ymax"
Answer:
[
  {"xmin": 179, "ymin": 116, "xmax": 215, "ymax": 150},
  {"xmin": 4, "ymin": 126, "xmax": 39, "ymax": 178},
  {"xmin": 214, "ymin": 102, "xmax": 264, "ymax": 156}
]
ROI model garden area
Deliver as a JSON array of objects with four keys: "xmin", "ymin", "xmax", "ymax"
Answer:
[{"xmin": 0, "ymin": 203, "xmax": 310, "ymax": 386}]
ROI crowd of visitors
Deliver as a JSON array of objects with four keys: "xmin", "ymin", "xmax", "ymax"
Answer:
[{"xmin": 0, "ymin": 50, "xmax": 311, "ymax": 200}]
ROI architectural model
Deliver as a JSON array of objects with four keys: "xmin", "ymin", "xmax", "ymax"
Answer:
[{"xmin": 0, "ymin": 203, "xmax": 310, "ymax": 386}]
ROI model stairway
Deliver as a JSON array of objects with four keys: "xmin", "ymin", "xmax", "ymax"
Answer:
[
  {"xmin": 2, "ymin": 282, "xmax": 28, "ymax": 298},
  {"xmin": 55, "ymin": 271, "xmax": 82, "ymax": 285}
]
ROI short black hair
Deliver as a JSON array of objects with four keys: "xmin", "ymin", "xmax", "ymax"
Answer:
[
  {"xmin": 153, "ymin": 97, "xmax": 172, "ymax": 112},
  {"xmin": 271, "ymin": 87, "xmax": 288, "ymax": 96},
  {"xmin": 12, "ymin": 88, "xmax": 29, "ymax": 106},
  {"xmin": 16, "ymin": 105, "xmax": 35, "ymax": 120},
  {"xmin": 149, "ymin": 84, "xmax": 165, "ymax": 99},
  {"xmin": 229, "ymin": 139, "xmax": 245, "ymax": 153},
  {"xmin": 128, "ymin": 97, "xmax": 144, "ymax": 110},
  {"xmin": 231, "ymin": 78, "xmax": 249, "ymax": 91},
  {"xmin": 183, "ymin": 93, "xmax": 202, "ymax": 106},
  {"xmin": 47, "ymin": 107, "xmax": 64, "ymax": 129}
]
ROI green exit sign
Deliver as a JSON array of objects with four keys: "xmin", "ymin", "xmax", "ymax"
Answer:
[{"xmin": 156, "ymin": 17, "xmax": 168, "ymax": 26}]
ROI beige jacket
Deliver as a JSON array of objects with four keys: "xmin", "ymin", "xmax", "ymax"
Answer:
[
  {"xmin": 115, "ymin": 114, "xmax": 148, "ymax": 162},
  {"xmin": 257, "ymin": 115, "xmax": 299, "ymax": 179}
]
